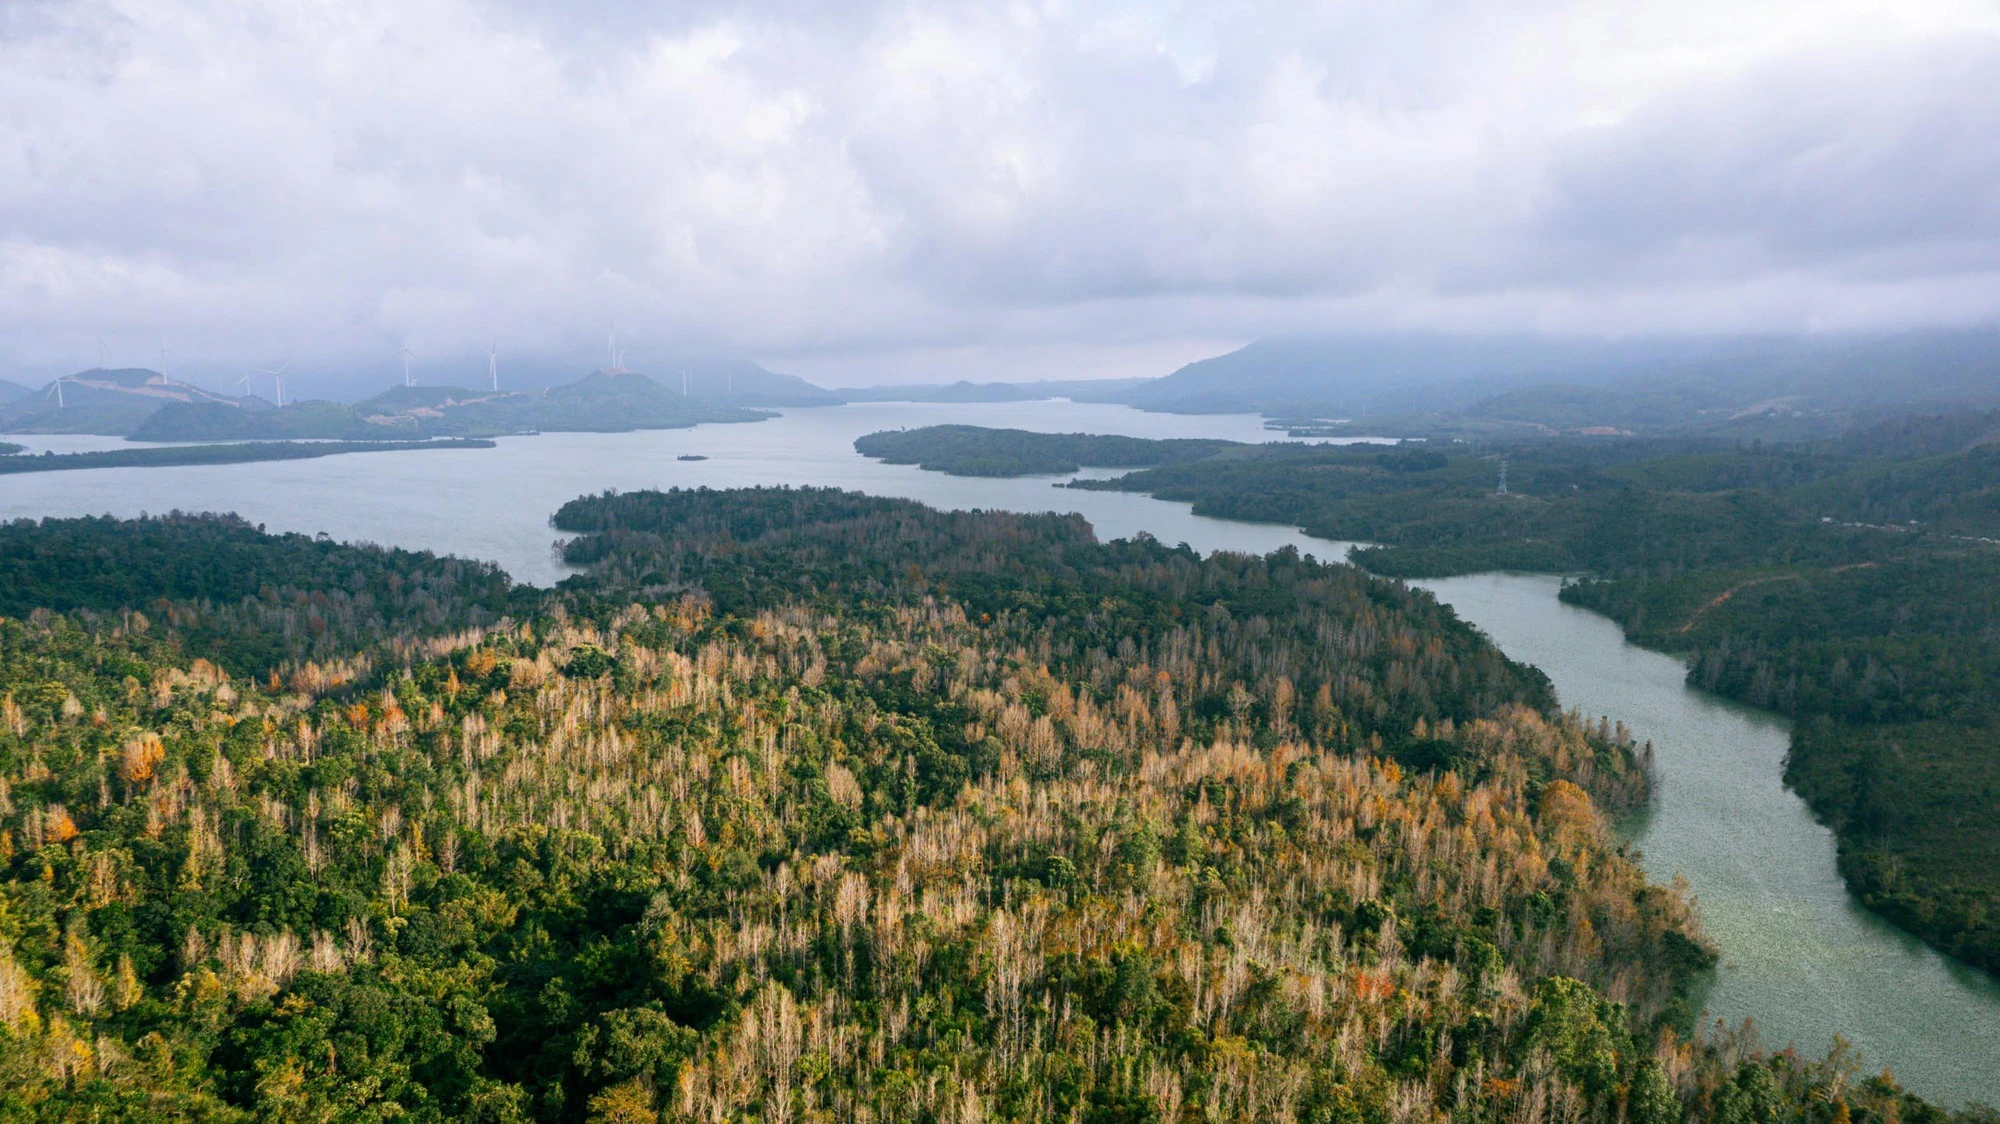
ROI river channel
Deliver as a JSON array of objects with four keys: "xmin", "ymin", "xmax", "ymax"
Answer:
[{"xmin": 6, "ymin": 399, "xmax": 1997, "ymax": 1106}]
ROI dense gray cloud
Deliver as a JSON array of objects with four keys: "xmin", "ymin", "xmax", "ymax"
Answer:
[{"xmin": 1, "ymin": 0, "xmax": 1996, "ymax": 387}]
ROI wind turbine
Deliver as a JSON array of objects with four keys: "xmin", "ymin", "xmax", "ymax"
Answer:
[
  {"xmin": 260, "ymin": 364, "xmax": 289, "ymax": 407},
  {"xmin": 487, "ymin": 341, "xmax": 499, "ymax": 391},
  {"xmin": 234, "ymin": 373, "xmax": 254, "ymax": 400},
  {"xmin": 607, "ymin": 326, "xmax": 618, "ymax": 372},
  {"xmin": 681, "ymin": 366, "xmax": 690, "ymax": 397},
  {"xmin": 46, "ymin": 373, "xmax": 67, "ymax": 408},
  {"xmin": 97, "ymin": 335, "xmax": 109, "ymax": 370},
  {"xmin": 400, "ymin": 346, "xmax": 416, "ymax": 388}
]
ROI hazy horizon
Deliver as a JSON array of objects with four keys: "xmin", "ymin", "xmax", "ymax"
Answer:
[
  {"xmin": 4, "ymin": 1, "xmax": 1998, "ymax": 395},
  {"xmin": 8, "ymin": 6, "xmax": 2000, "ymax": 1112},
  {"xmin": 19, "ymin": 324, "xmax": 2000, "ymax": 407}
]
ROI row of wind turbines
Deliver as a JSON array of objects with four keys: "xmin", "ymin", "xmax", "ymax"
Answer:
[
  {"xmin": 41, "ymin": 326, "xmax": 709, "ymax": 410},
  {"xmin": 607, "ymin": 325, "xmax": 715, "ymax": 397},
  {"xmin": 228, "ymin": 341, "xmax": 504, "ymax": 409}
]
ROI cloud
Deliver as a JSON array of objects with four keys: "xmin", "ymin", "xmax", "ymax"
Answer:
[{"xmin": 0, "ymin": 0, "xmax": 1995, "ymax": 386}]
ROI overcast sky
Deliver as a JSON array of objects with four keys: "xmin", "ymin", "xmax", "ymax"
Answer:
[{"xmin": 3, "ymin": 0, "xmax": 1997, "ymax": 388}]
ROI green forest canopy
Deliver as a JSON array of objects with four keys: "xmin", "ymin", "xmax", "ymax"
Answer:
[
  {"xmin": 854, "ymin": 425, "xmax": 1242, "ymax": 477},
  {"xmin": 0, "ymin": 495, "xmax": 1971, "ymax": 1121},
  {"xmin": 1061, "ymin": 421, "xmax": 2000, "ymax": 975}
]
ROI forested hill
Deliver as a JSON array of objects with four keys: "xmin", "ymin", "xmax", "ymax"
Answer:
[
  {"xmin": 0, "ymin": 512, "xmax": 527, "ymax": 673},
  {"xmin": 853, "ymin": 425, "xmax": 1241, "ymax": 476},
  {"xmin": 1120, "ymin": 331, "xmax": 2000, "ymax": 438},
  {"xmin": 553, "ymin": 487, "xmax": 1565, "ymax": 749},
  {"xmin": 0, "ymin": 495, "xmax": 1964, "ymax": 1120},
  {"xmin": 128, "ymin": 373, "xmax": 767, "ymax": 441},
  {"xmin": 1070, "ymin": 424, "xmax": 2000, "ymax": 976},
  {"xmin": 0, "ymin": 369, "xmax": 773, "ymax": 441}
]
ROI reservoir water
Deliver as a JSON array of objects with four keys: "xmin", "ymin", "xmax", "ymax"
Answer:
[
  {"xmin": 1412, "ymin": 574, "xmax": 2000, "ymax": 1108},
  {"xmin": 6, "ymin": 400, "xmax": 1998, "ymax": 1107}
]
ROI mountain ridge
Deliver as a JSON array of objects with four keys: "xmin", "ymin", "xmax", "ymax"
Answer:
[
  {"xmin": 1115, "ymin": 330, "xmax": 2000, "ymax": 437},
  {"xmin": 127, "ymin": 369, "xmax": 771, "ymax": 440}
]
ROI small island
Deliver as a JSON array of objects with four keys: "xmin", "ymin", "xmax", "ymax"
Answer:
[
  {"xmin": 0, "ymin": 441, "xmax": 23, "ymax": 456},
  {"xmin": 676, "ymin": 453, "xmax": 709, "ymax": 461}
]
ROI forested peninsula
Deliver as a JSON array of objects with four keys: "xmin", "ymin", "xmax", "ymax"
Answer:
[
  {"xmin": 1049, "ymin": 420, "xmax": 2000, "ymax": 976},
  {"xmin": 127, "ymin": 375, "xmax": 766, "ymax": 442},
  {"xmin": 0, "ymin": 438, "xmax": 494, "ymax": 475},
  {"xmin": 854, "ymin": 425, "xmax": 1241, "ymax": 476},
  {"xmin": 0, "ymin": 367, "xmax": 790, "ymax": 442},
  {"xmin": 0, "ymin": 493, "xmax": 1962, "ymax": 1120}
]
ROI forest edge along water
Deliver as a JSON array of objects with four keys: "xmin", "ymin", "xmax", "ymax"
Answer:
[
  {"xmin": 6, "ymin": 398, "xmax": 2000, "ymax": 1108},
  {"xmin": 1411, "ymin": 573, "xmax": 2000, "ymax": 1110}
]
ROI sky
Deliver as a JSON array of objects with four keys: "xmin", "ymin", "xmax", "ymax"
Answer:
[{"xmin": 2, "ymin": 0, "xmax": 1998, "ymax": 390}]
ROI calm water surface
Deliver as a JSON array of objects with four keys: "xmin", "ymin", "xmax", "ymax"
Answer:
[
  {"xmin": 1412, "ymin": 575, "xmax": 2000, "ymax": 1108},
  {"xmin": 3, "ymin": 402, "xmax": 1361, "ymax": 584},
  {"xmin": 5, "ymin": 401, "xmax": 1997, "ymax": 1106}
]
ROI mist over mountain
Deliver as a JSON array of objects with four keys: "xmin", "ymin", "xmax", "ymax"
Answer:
[
  {"xmin": 833, "ymin": 378, "xmax": 1151, "ymax": 404},
  {"xmin": 1118, "ymin": 330, "xmax": 2000, "ymax": 434},
  {"xmin": 11, "ymin": 329, "xmax": 2000, "ymax": 444},
  {"xmin": 3, "ymin": 2, "xmax": 1996, "ymax": 382},
  {"xmin": 0, "ymin": 360, "xmax": 808, "ymax": 440},
  {"xmin": 9, "ymin": 2, "xmax": 2000, "ymax": 1118},
  {"xmin": 384, "ymin": 352, "xmax": 841, "ymax": 408},
  {"xmin": 658, "ymin": 359, "xmax": 843, "ymax": 407},
  {"xmin": 0, "ymin": 368, "xmax": 244, "ymax": 436}
]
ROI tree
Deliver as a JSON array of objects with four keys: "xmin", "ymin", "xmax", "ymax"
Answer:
[
  {"xmin": 1526, "ymin": 976, "xmax": 1623, "ymax": 1101},
  {"xmin": 586, "ymin": 1078, "xmax": 657, "ymax": 1124}
]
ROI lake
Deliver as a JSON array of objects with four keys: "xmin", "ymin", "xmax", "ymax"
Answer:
[{"xmin": 6, "ymin": 399, "xmax": 1998, "ymax": 1107}]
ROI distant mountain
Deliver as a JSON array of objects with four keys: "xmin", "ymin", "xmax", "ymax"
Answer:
[
  {"xmin": 1118, "ymin": 336, "xmax": 1735, "ymax": 417},
  {"xmin": 1460, "ymin": 331, "xmax": 2000, "ymax": 436},
  {"xmin": 839, "ymin": 380, "xmax": 1034, "ymax": 403},
  {"xmin": 131, "ymin": 400, "xmax": 377, "ymax": 441},
  {"xmin": 0, "ymin": 368, "xmax": 245, "ymax": 435},
  {"xmin": 368, "ymin": 352, "xmax": 838, "ymax": 407},
  {"xmin": 355, "ymin": 384, "xmax": 495, "ymax": 411},
  {"xmin": 1, "ymin": 358, "xmax": 824, "ymax": 438},
  {"xmin": 1826, "ymin": 408, "xmax": 2000, "ymax": 459},
  {"xmin": 1120, "ymin": 331, "xmax": 2000, "ymax": 437},
  {"xmin": 130, "ymin": 370, "xmax": 769, "ymax": 441},
  {"xmin": 349, "ymin": 385, "xmax": 532, "ymax": 436},
  {"xmin": 528, "ymin": 369, "xmax": 770, "ymax": 429},
  {"xmin": 652, "ymin": 358, "xmax": 842, "ymax": 407},
  {"xmin": 834, "ymin": 378, "xmax": 1152, "ymax": 404}
]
